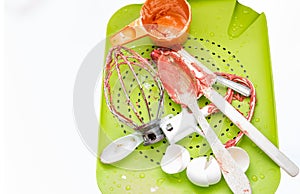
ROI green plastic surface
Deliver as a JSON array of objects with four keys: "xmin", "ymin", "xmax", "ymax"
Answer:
[{"xmin": 97, "ymin": 0, "xmax": 280, "ymax": 193}]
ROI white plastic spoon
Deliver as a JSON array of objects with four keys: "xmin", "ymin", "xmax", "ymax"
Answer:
[{"xmin": 100, "ymin": 133, "xmax": 143, "ymax": 164}]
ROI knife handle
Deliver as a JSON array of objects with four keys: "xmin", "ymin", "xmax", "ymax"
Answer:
[
  {"xmin": 216, "ymin": 76, "xmax": 251, "ymax": 97},
  {"xmin": 205, "ymin": 88, "xmax": 299, "ymax": 177}
]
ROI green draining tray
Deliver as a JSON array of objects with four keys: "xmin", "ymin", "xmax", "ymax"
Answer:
[{"xmin": 97, "ymin": 0, "xmax": 280, "ymax": 193}]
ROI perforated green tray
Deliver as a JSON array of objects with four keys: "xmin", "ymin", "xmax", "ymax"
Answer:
[{"xmin": 97, "ymin": 0, "xmax": 280, "ymax": 193}]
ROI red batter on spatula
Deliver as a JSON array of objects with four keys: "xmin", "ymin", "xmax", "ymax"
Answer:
[
  {"xmin": 151, "ymin": 47, "xmax": 257, "ymax": 148},
  {"xmin": 151, "ymin": 48, "xmax": 215, "ymax": 101}
]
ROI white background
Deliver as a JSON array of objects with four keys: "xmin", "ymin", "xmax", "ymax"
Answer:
[{"xmin": 2, "ymin": 0, "xmax": 300, "ymax": 193}]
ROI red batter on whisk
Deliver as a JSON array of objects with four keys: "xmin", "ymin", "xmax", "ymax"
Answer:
[{"xmin": 104, "ymin": 46, "xmax": 164, "ymax": 130}]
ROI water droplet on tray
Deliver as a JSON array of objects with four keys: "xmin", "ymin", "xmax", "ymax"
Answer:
[
  {"xmin": 125, "ymin": 185, "xmax": 131, "ymax": 191},
  {"xmin": 260, "ymin": 174, "xmax": 265, "ymax": 179},
  {"xmin": 156, "ymin": 178, "xmax": 165, "ymax": 186},
  {"xmin": 252, "ymin": 175, "xmax": 258, "ymax": 182}
]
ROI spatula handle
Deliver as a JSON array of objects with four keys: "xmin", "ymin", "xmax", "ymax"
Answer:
[{"xmin": 188, "ymin": 100, "xmax": 251, "ymax": 194}]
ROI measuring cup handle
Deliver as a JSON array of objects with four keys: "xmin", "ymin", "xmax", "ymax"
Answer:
[{"xmin": 110, "ymin": 18, "xmax": 148, "ymax": 46}]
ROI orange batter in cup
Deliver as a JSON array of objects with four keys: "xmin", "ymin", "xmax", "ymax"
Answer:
[{"xmin": 110, "ymin": 0, "xmax": 191, "ymax": 47}]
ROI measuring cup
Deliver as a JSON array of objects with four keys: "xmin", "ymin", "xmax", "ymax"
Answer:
[{"xmin": 110, "ymin": 0, "xmax": 192, "ymax": 47}]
